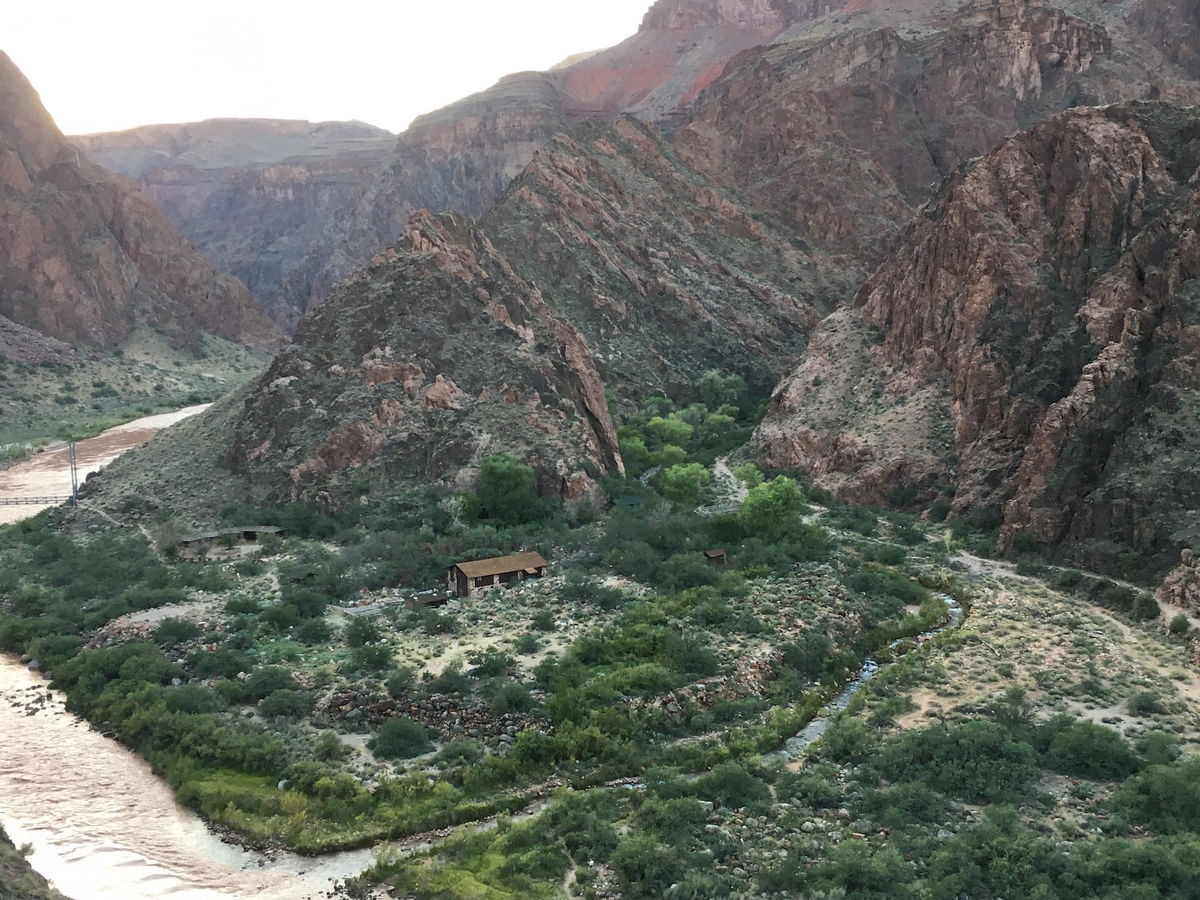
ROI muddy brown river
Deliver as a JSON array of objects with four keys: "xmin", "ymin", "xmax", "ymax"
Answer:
[
  {"xmin": 0, "ymin": 406, "xmax": 213, "ymax": 526},
  {"xmin": 0, "ymin": 406, "xmax": 377, "ymax": 896},
  {"xmin": 0, "ymin": 659, "xmax": 373, "ymax": 899}
]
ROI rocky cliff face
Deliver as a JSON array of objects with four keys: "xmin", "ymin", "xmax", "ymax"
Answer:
[
  {"xmin": 676, "ymin": 0, "xmax": 1200, "ymax": 270},
  {"xmin": 0, "ymin": 53, "xmax": 276, "ymax": 351},
  {"xmin": 72, "ymin": 119, "xmax": 394, "ymax": 329},
  {"xmin": 295, "ymin": 0, "xmax": 849, "ymax": 323},
  {"xmin": 221, "ymin": 211, "xmax": 623, "ymax": 506},
  {"xmin": 757, "ymin": 102, "xmax": 1200, "ymax": 575},
  {"xmin": 482, "ymin": 117, "xmax": 839, "ymax": 399}
]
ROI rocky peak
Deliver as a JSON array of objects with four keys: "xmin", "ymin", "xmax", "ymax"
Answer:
[
  {"xmin": 639, "ymin": 0, "xmax": 824, "ymax": 33},
  {"xmin": 0, "ymin": 51, "xmax": 65, "ymax": 176},
  {"xmin": 756, "ymin": 101, "xmax": 1200, "ymax": 576},
  {"xmin": 0, "ymin": 53, "xmax": 277, "ymax": 351},
  {"xmin": 223, "ymin": 210, "xmax": 623, "ymax": 505}
]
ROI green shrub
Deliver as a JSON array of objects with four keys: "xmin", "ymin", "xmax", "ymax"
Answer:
[
  {"xmin": 371, "ymin": 717, "xmax": 433, "ymax": 760},
  {"xmin": 1113, "ymin": 757, "xmax": 1200, "ymax": 833},
  {"xmin": 821, "ymin": 717, "xmax": 875, "ymax": 764},
  {"xmin": 153, "ymin": 617, "xmax": 200, "ymax": 647},
  {"xmin": 879, "ymin": 720, "xmax": 1038, "ymax": 803},
  {"xmin": 862, "ymin": 782, "xmax": 948, "ymax": 828},
  {"xmin": 776, "ymin": 770, "xmax": 839, "ymax": 808},
  {"xmin": 695, "ymin": 762, "xmax": 771, "ymax": 813},
  {"xmin": 386, "ymin": 665, "xmax": 417, "ymax": 698},
  {"xmin": 259, "ymin": 689, "xmax": 313, "ymax": 719},
  {"xmin": 1127, "ymin": 691, "xmax": 1166, "ymax": 717},
  {"xmin": 1169, "ymin": 613, "xmax": 1191, "ymax": 635},
  {"xmin": 1046, "ymin": 721, "xmax": 1141, "ymax": 780}
]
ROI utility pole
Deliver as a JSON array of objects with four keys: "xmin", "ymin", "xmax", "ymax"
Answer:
[{"xmin": 68, "ymin": 442, "xmax": 78, "ymax": 506}]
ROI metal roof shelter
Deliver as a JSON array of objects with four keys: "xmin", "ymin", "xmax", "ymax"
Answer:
[{"xmin": 448, "ymin": 551, "xmax": 549, "ymax": 597}]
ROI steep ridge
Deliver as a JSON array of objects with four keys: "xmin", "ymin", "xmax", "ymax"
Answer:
[
  {"xmin": 0, "ymin": 52, "xmax": 276, "ymax": 351},
  {"xmin": 90, "ymin": 116, "xmax": 840, "ymax": 513},
  {"xmin": 192, "ymin": 212, "xmax": 621, "ymax": 509},
  {"xmin": 482, "ymin": 117, "xmax": 838, "ymax": 398},
  {"xmin": 294, "ymin": 0, "xmax": 852, "ymax": 321},
  {"xmin": 72, "ymin": 120, "xmax": 395, "ymax": 330},
  {"xmin": 756, "ymin": 101, "xmax": 1200, "ymax": 575},
  {"xmin": 676, "ymin": 0, "xmax": 1200, "ymax": 271}
]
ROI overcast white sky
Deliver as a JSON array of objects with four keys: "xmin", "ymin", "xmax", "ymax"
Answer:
[{"xmin": 7, "ymin": 1, "xmax": 653, "ymax": 135}]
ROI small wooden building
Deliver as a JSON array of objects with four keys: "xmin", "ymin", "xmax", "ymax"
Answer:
[
  {"xmin": 448, "ymin": 551, "xmax": 549, "ymax": 598},
  {"xmin": 704, "ymin": 548, "xmax": 728, "ymax": 567}
]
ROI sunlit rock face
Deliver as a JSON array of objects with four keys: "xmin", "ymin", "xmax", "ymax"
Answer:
[{"xmin": 0, "ymin": 53, "xmax": 277, "ymax": 351}]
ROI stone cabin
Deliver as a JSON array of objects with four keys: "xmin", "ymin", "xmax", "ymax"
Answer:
[{"xmin": 448, "ymin": 551, "xmax": 549, "ymax": 598}]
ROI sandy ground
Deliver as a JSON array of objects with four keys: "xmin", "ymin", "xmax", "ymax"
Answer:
[{"xmin": 0, "ymin": 404, "xmax": 209, "ymax": 525}]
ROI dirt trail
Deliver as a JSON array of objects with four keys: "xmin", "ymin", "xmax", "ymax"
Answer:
[{"xmin": 0, "ymin": 405, "xmax": 209, "ymax": 525}]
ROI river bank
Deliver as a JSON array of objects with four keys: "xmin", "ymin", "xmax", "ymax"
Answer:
[
  {"xmin": 0, "ymin": 657, "xmax": 374, "ymax": 900},
  {"xmin": 0, "ymin": 404, "xmax": 210, "ymax": 525}
]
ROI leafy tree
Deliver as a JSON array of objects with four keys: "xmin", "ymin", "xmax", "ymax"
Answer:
[
  {"xmin": 344, "ymin": 617, "xmax": 381, "ymax": 648},
  {"xmin": 477, "ymin": 453, "xmax": 549, "ymax": 525},
  {"xmin": 661, "ymin": 463, "xmax": 710, "ymax": 506},
  {"xmin": 644, "ymin": 415, "xmax": 694, "ymax": 448},
  {"xmin": 612, "ymin": 833, "xmax": 683, "ymax": 898},
  {"xmin": 1046, "ymin": 721, "xmax": 1142, "ymax": 780},
  {"xmin": 371, "ymin": 717, "xmax": 433, "ymax": 760},
  {"xmin": 733, "ymin": 463, "xmax": 764, "ymax": 488},
  {"xmin": 739, "ymin": 476, "xmax": 805, "ymax": 538},
  {"xmin": 699, "ymin": 370, "xmax": 747, "ymax": 410}
]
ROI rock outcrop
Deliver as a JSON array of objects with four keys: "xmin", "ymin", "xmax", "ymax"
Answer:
[
  {"xmin": 72, "ymin": 119, "xmax": 395, "ymax": 329},
  {"xmin": 483, "ymin": 117, "xmax": 838, "ymax": 399},
  {"xmin": 1158, "ymin": 549, "xmax": 1200, "ymax": 612},
  {"xmin": 677, "ymin": 0, "xmax": 1200, "ymax": 271},
  {"xmin": 0, "ymin": 53, "xmax": 276, "ymax": 351},
  {"xmin": 221, "ymin": 212, "xmax": 623, "ymax": 506},
  {"xmin": 294, "ymin": 0, "xmax": 852, "ymax": 322},
  {"xmin": 757, "ymin": 102, "xmax": 1200, "ymax": 575}
]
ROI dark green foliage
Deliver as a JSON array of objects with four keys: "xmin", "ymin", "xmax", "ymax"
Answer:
[
  {"xmin": 778, "ymin": 630, "xmax": 834, "ymax": 679},
  {"xmin": 343, "ymin": 617, "xmax": 381, "ymax": 648},
  {"xmin": 821, "ymin": 717, "xmax": 876, "ymax": 764},
  {"xmin": 1046, "ymin": 722, "xmax": 1142, "ymax": 780},
  {"xmin": 1127, "ymin": 690, "xmax": 1166, "ymax": 717},
  {"xmin": 1113, "ymin": 756, "xmax": 1200, "ymax": 833},
  {"xmin": 163, "ymin": 684, "xmax": 220, "ymax": 714},
  {"xmin": 612, "ymin": 832, "xmax": 685, "ymax": 897},
  {"xmin": 694, "ymin": 763, "xmax": 771, "ymax": 814},
  {"xmin": 345, "ymin": 644, "xmax": 393, "ymax": 674},
  {"xmin": 153, "ymin": 617, "xmax": 200, "ymax": 648},
  {"xmin": 259, "ymin": 689, "xmax": 313, "ymax": 719},
  {"xmin": 1169, "ymin": 613, "xmax": 1191, "ymax": 635},
  {"xmin": 764, "ymin": 843, "xmax": 915, "ymax": 898},
  {"xmin": 862, "ymin": 782, "xmax": 949, "ymax": 828},
  {"xmin": 429, "ymin": 661, "xmax": 470, "ymax": 695},
  {"xmin": 386, "ymin": 665, "xmax": 417, "ymax": 698},
  {"xmin": 879, "ymin": 721, "xmax": 1039, "ymax": 803},
  {"xmin": 294, "ymin": 618, "xmax": 332, "ymax": 645},
  {"xmin": 244, "ymin": 666, "xmax": 297, "ymax": 701},
  {"xmin": 477, "ymin": 453, "xmax": 550, "ymax": 525},
  {"xmin": 468, "ymin": 648, "xmax": 516, "ymax": 677},
  {"xmin": 371, "ymin": 718, "xmax": 433, "ymax": 760},
  {"xmin": 776, "ymin": 770, "xmax": 839, "ymax": 808},
  {"xmin": 434, "ymin": 738, "xmax": 484, "ymax": 768},
  {"xmin": 1130, "ymin": 591, "xmax": 1161, "ymax": 622}
]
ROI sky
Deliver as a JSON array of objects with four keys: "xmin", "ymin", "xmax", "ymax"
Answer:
[{"xmin": 7, "ymin": 0, "xmax": 654, "ymax": 135}]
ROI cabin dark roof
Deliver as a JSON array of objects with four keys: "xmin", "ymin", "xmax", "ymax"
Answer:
[
  {"xmin": 453, "ymin": 551, "xmax": 549, "ymax": 579},
  {"xmin": 703, "ymin": 549, "xmax": 728, "ymax": 559}
]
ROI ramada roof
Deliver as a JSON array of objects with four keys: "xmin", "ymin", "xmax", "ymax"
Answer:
[{"xmin": 453, "ymin": 551, "xmax": 549, "ymax": 579}]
